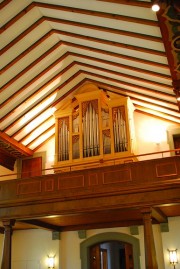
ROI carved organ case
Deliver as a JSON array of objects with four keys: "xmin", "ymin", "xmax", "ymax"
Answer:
[{"xmin": 54, "ymin": 84, "xmax": 136, "ymax": 171}]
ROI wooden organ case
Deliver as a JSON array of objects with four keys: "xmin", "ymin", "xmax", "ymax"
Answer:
[{"xmin": 53, "ymin": 84, "xmax": 137, "ymax": 171}]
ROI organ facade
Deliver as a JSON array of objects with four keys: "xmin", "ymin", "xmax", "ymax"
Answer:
[{"xmin": 53, "ymin": 83, "xmax": 137, "ymax": 171}]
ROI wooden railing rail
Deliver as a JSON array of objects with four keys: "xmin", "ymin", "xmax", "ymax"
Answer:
[{"xmin": 0, "ymin": 148, "xmax": 179, "ymax": 180}]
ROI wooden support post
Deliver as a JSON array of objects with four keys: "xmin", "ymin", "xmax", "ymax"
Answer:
[
  {"xmin": 141, "ymin": 208, "xmax": 158, "ymax": 269},
  {"xmin": 1, "ymin": 220, "xmax": 15, "ymax": 269}
]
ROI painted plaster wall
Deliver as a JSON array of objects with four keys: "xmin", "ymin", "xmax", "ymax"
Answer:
[
  {"xmin": 134, "ymin": 112, "xmax": 179, "ymax": 160},
  {"xmin": 0, "ymin": 217, "xmax": 179, "ymax": 269},
  {"xmin": 11, "ymin": 229, "xmax": 59, "ymax": 269}
]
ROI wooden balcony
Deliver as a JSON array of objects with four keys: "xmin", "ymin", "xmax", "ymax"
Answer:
[{"xmin": 0, "ymin": 154, "xmax": 180, "ymax": 232}]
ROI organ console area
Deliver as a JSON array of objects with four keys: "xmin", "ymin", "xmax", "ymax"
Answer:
[{"xmin": 53, "ymin": 83, "xmax": 137, "ymax": 171}]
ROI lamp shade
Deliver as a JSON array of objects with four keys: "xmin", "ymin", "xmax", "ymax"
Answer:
[
  {"xmin": 169, "ymin": 249, "xmax": 178, "ymax": 265},
  {"xmin": 48, "ymin": 256, "xmax": 55, "ymax": 268}
]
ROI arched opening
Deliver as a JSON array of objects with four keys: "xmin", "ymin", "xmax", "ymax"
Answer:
[{"xmin": 80, "ymin": 232, "xmax": 140, "ymax": 269}]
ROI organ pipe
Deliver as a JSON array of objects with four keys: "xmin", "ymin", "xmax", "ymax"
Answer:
[
  {"xmin": 58, "ymin": 118, "xmax": 69, "ymax": 161},
  {"xmin": 113, "ymin": 108, "xmax": 127, "ymax": 152},
  {"xmin": 55, "ymin": 88, "xmax": 134, "ymax": 168},
  {"xmin": 83, "ymin": 102, "xmax": 100, "ymax": 157}
]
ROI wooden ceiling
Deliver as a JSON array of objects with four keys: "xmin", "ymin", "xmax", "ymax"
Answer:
[{"xmin": 1, "ymin": 0, "xmax": 180, "ymax": 165}]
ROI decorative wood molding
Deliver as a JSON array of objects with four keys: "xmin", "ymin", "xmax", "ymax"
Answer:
[{"xmin": 0, "ymin": 132, "xmax": 33, "ymax": 162}]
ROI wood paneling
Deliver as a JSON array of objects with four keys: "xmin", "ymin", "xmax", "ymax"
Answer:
[{"xmin": 0, "ymin": 156, "xmax": 180, "ymax": 231}]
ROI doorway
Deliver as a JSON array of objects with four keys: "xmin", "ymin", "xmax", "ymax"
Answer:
[
  {"xmin": 90, "ymin": 240, "xmax": 133, "ymax": 269},
  {"xmin": 80, "ymin": 232, "xmax": 140, "ymax": 269},
  {"xmin": 173, "ymin": 134, "xmax": 180, "ymax": 155}
]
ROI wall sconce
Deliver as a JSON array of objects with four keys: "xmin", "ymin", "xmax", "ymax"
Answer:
[
  {"xmin": 47, "ymin": 256, "xmax": 55, "ymax": 269},
  {"xmin": 168, "ymin": 249, "xmax": 178, "ymax": 269}
]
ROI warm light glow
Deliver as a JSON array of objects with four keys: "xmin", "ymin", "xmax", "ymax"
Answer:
[
  {"xmin": 48, "ymin": 155, "xmax": 55, "ymax": 162},
  {"xmin": 152, "ymin": 3, "xmax": 160, "ymax": 12},
  {"xmin": 169, "ymin": 250, "xmax": 178, "ymax": 265},
  {"xmin": 47, "ymin": 256, "xmax": 55, "ymax": 268}
]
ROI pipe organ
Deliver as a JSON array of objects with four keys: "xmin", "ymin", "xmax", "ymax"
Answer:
[{"xmin": 54, "ymin": 84, "xmax": 136, "ymax": 171}]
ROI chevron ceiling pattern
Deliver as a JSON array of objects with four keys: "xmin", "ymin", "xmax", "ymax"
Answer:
[{"xmin": 1, "ymin": 0, "xmax": 180, "ymax": 157}]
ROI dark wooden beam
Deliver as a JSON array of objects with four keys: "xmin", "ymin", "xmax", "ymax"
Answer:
[
  {"xmin": 97, "ymin": 0, "xmax": 151, "ymax": 8},
  {"xmin": 0, "ymin": 150, "xmax": 16, "ymax": 171},
  {"xmin": 151, "ymin": 208, "xmax": 168, "ymax": 223},
  {"xmin": 19, "ymin": 219, "xmax": 62, "ymax": 232},
  {"xmin": 0, "ymin": 131, "xmax": 33, "ymax": 157}
]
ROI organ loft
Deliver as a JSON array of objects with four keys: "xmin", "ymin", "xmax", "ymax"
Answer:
[{"xmin": 53, "ymin": 83, "xmax": 137, "ymax": 172}]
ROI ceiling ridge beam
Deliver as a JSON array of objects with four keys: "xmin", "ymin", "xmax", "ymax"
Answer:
[
  {"xmin": 62, "ymin": 41, "xmax": 169, "ymax": 71},
  {"xmin": 97, "ymin": 0, "xmax": 152, "ymax": 8},
  {"xmin": 81, "ymin": 70, "xmax": 174, "ymax": 98},
  {"xmin": 1, "ymin": 26, "xmax": 166, "ymax": 74},
  {"xmin": 72, "ymin": 57, "xmax": 171, "ymax": 88},
  {"xmin": 0, "ymin": 61, "xmax": 174, "ymax": 136},
  {"xmin": 35, "ymin": 1, "xmax": 157, "ymax": 26},
  {"xmin": 85, "ymin": 78, "xmax": 177, "ymax": 110},
  {"xmin": 53, "ymin": 29, "xmax": 166, "ymax": 57},
  {"xmin": 1, "ymin": 20, "xmax": 166, "ymax": 59},
  {"xmin": 45, "ymin": 16, "xmax": 162, "ymax": 43},
  {"xmin": 1, "ymin": 41, "xmax": 170, "ymax": 92},
  {"xmin": 1, "ymin": 40, "xmax": 170, "ymax": 92},
  {"xmin": 1, "ymin": 1, "xmax": 157, "ymax": 34}
]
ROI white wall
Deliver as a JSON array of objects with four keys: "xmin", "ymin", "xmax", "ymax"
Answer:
[
  {"xmin": 134, "ymin": 112, "xmax": 179, "ymax": 160},
  {"xmin": 12, "ymin": 229, "xmax": 59, "ymax": 269},
  {"xmin": 162, "ymin": 217, "xmax": 180, "ymax": 269},
  {"xmin": 0, "ymin": 202, "xmax": 167, "ymax": 268},
  {"xmin": 0, "ymin": 161, "xmax": 18, "ymax": 181},
  {"xmin": 0, "ymin": 217, "xmax": 179, "ymax": 268}
]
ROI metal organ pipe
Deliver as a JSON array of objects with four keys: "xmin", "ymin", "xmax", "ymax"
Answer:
[
  {"xmin": 83, "ymin": 102, "xmax": 99, "ymax": 157},
  {"xmin": 59, "ymin": 119, "xmax": 69, "ymax": 161},
  {"xmin": 113, "ymin": 108, "xmax": 127, "ymax": 152}
]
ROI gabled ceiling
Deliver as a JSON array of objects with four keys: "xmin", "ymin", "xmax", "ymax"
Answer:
[{"xmin": 1, "ymin": 0, "xmax": 180, "ymax": 169}]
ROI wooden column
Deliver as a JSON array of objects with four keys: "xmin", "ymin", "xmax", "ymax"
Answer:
[
  {"xmin": 172, "ymin": 80, "xmax": 180, "ymax": 112},
  {"xmin": 1, "ymin": 220, "xmax": 15, "ymax": 269},
  {"xmin": 141, "ymin": 208, "xmax": 158, "ymax": 269}
]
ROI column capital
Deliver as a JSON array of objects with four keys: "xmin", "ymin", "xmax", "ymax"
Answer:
[{"xmin": 2, "ymin": 220, "xmax": 15, "ymax": 227}]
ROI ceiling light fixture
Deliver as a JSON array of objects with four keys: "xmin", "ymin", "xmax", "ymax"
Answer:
[
  {"xmin": 151, "ymin": 0, "xmax": 180, "ymax": 12},
  {"xmin": 152, "ymin": 0, "xmax": 161, "ymax": 11}
]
